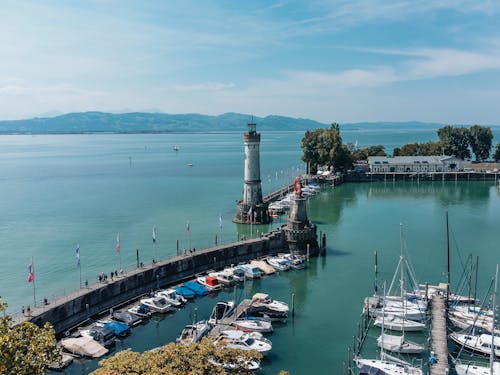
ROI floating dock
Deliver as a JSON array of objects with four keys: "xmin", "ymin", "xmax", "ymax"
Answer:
[{"xmin": 429, "ymin": 294, "xmax": 449, "ymax": 375}]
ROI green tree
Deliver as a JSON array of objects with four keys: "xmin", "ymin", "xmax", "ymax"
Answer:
[
  {"xmin": 0, "ymin": 298, "xmax": 60, "ymax": 375},
  {"xmin": 437, "ymin": 125, "xmax": 471, "ymax": 159},
  {"xmin": 90, "ymin": 338, "xmax": 262, "ymax": 375},
  {"xmin": 469, "ymin": 125, "xmax": 493, "ymax": 161},
  {"xmin": 397, "ymin": 141, "xmax": 442, "ymax": 156},
  {"xmin": 494, "ymin": 143, "xmax": 500, "ymax": 162},
  {"xmin": 301, "ymin": 123, "xmax": 353, "ymax": 172}
]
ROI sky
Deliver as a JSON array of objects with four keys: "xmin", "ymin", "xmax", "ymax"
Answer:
[{"xmin": 1, "ymin": 0, "xmax": 500, "ymax": 124}]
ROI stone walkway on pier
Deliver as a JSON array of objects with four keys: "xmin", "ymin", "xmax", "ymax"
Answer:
[{"xmin": 430, "ymin": 294, "xmax": 449, "ymax": 375}]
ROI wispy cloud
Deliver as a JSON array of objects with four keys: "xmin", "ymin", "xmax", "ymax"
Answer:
[{"xmin": 173, "ymin": 82, "xmax": 236, "ymax": 92}]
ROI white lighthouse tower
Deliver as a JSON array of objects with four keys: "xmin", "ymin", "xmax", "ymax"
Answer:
[{"xmin": 234, "ymin": 121, "xmax": 270, "ymax": 224}]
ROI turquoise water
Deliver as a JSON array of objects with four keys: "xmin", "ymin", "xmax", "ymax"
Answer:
[{"xmin": 1, "ymin": 130, "xmax": 500, "ymax": 374}]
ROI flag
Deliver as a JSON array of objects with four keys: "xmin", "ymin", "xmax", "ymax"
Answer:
[
  {"xmin": 248, "ymin": 207, "xmax": 253, "ymax": 224},
  {"xmin": 76, "ymin": 244, "xmax": 80, "ymax": 266},
  {"xmin": 116, "ymin": 233, "xmax": 120, "ymax": 253},
  {"xmin": 219, "ymin": 214, "xmax": 223, "ymax": 230},
  {"xmin": 152, "ymin": 225, "xmax": 157, "ymax": 244},
  {"xmin": 186, "ymin": 221, "xmax": 190, "ymax": 234},
  {"xmin": 27, "ymin": 259, "xmax": 34, "ymax": 283}
]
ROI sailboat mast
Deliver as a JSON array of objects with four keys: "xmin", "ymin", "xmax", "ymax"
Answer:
[
  {"xmin": 490, "ymin": 264, "xmax": 498, "ymax": 374},
  {"xmin": 474, "ymin": 256, "xmax": 479, "ymax": 305},
  {"xmin": 400, "ymin": 223, "xmax": 404, "ymax": 298},
  {"xmin": 446, "ymin": 211, "xmax": 450, "ymax": 288}
]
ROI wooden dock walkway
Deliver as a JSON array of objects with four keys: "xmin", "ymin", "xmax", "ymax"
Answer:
[{"xmin": 430, "ymin": 294, "xmax": 449, "ymax": 375}]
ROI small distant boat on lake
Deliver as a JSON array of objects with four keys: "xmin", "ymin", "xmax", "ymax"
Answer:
[
  {"xmin": 173, "ymin": 145, "xmax": 180, "ymax": 151},
  {"xmin": 187, "ymin": 163, "xmax": 193, "ymax": 167}
]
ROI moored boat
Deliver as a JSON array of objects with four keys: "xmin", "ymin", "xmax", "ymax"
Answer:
[
  {"xmin": 196, "ymin": 275, "xmax": 222, "ymax": 292},
  {"xmin": 112, "ymin": 310, "xmax": 143, "ymax": 326},
  {"xmin": 156, "ymin": 288, "xmax": 187, "ymax": 306},
  {"xmin": 176, "ymin": 320, "xmax": 210, "ymax": 344},
  {"xmin": 374, "ymin": 315, "xmax": 426, "ymax": 332},
  {"xmin": 232, "ymin": 319, "xmax": 273, "ymax": 333},
  {"xmin": 266, "ymin": 256, "xmax": 290, "ymax": 271},
  {"xmin": 251, "ymin": 293, "xmax": 289, "ymax": 313},
  {"xmin": 140, "ymin": 296, "xmax": 173, "ymax": 313},
  {"xmin": 60, "ymin": 336, "xmax": 108, "ymax": 358},
  {"xmin": 183, "ymin": 281, "xmax": 209, "ymax": 296},
  {"xmin": 208, "ymin": 301, "xmax": 235, "ymax": 325},
  {"xmin": 128, "ymin": 303, "xmax": 152, "ymax": 318},
  {"xmin": 377, "ymin": 333, "xmax": 425, "ymax": 354}
]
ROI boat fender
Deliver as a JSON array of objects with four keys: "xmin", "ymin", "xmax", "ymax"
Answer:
[{"xmin": 65, "ymin": 330, "xmax": 70, "ymax": 337}]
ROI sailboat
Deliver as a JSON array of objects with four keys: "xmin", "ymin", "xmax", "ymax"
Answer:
[
  {"xmin": 377, "ymin": 282, "xmax": 426, "ymax": 354},
  {"xmin": 357, "ymin": 283, "xmax": 424, "ymax": 375},
  {"xmin": 453, "ymin": 264, "xmax": 500, "ymax": 375}
]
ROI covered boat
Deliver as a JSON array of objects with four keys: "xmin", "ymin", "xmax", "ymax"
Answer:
[
  {"xmin": 99, "ymin": 320, "xmax": 130, "ymax": 337},
  {"xmin": 250, "ymin": 260, "xmax": 276, "ymax": 275},
  {"xmin": 112, "ymin": 310, "xmax": 143, "ymax": 326},
  {"xmin": 196, "ymin": 275, "xmax": 222, "ymax": 292},
  {"xmin": 128, "ymin": 303, "xmax": 152, "ymax": 318},
  {"xmin": 60, "ymin": 336, "xmax": 108, "ymax": 358},
  {"xmin": 374, "ymin": 315, "xmax": 426, "ymax": 332},
  {"xmin": 251, "ymin": 293, "xmax": 289, "ymax": 313},
  {"xmin": 184, "ymin": 281, "xmax": 209, "ymax": 296},
  {"xmin": 140, "ymin": 296, "xmax": 173, "ymax": 313},
  {"xmin": 174, "ymin": 285, "xmax": 196, "ymax": 299},
  {"xmin": 156, "ymin": 288, "xmax": 187, "ymax": 306},
  {"xmin": 377, "ymin": 333, "xmax": 425, "ymax": 354}
]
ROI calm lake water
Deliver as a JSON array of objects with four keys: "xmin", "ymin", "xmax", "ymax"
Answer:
[{"xmin": 1, "ymin": 126, "xmax": 499, "ymax": 374}]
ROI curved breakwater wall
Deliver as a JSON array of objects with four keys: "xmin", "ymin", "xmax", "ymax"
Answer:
[{"xmin": 29, "ymin": 229, "xmax": 286, "ymax": 335}]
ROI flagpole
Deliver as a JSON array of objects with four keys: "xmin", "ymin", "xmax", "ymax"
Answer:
[{"xmin": 32, "ymin": 257, "xmax": 36, "ymax": 307}]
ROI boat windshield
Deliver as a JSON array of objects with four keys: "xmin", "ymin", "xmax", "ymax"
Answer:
[{"xmin": 244, "ymin": 338, "xmax": 255, "ymax": 346}]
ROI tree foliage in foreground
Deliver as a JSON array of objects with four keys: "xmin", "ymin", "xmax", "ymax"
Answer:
[
  {"xmin": 0, "ymin": 297, "xmax": 60, "ymax": 375},
  {"xmin": 90, "ymin": 337, "xmax": 263, "ymax": 375}
]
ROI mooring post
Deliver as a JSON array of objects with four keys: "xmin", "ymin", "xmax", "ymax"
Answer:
[
  {"xmin": 176, "ymin": 239, "xmax": 179, "ymax": 256},
  {"xmin": 156, "ymin": 274, "xmax": 159, "ymax": 290},
  {"xmin": 215, "ymin": 234, "xmax": 217, "ymax": 246},
  {"xmin": 307, "ymin": 243, "xmax": 310, "ymax": 261},
  {"xmin": 291, "ymin": 293, "xmax": 295, "ymax": 318}
]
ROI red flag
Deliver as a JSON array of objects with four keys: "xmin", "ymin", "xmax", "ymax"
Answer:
[
  {"xmin": 27, "ymin": 259, "xmax": 34, "ymax": 283},
  {"xmin": 116, "ymin": 233, "xmax": 120, "ymax": 253}
]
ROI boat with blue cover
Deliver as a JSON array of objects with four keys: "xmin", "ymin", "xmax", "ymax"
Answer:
[
  {"xmin": 175, "ymin": 286, "xmax": 196, "ymax": 299},
  {"xmin": 184, "ymin": 281, "xmax": 209, "ymax": 296},
  {"xmin": 99, "ymin": 320, "xmax": 130, "ymax": 337}
]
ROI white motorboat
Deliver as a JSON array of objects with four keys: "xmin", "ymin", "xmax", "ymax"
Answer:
[
  {"xmin": 377, "ymin": 333, "xmax": 425, "ymax": 354},
  {"xmin": 232, "ymin": 319, "xmax": 273, "ymax": 333},
  {"xmin": 140, "ymin": 296, "xmax": 173, "ymax": 313},
  {"xmin": 223, "ymin": 266, "xmax": 245, "ymax": 282},
  {"xmin": 214, "ymin": 330, "xmax": 272, "ymax": 355},
  {"xmin": 209, "ymin": 270, "xmax": 236, "ymax": 285},
  {"xmin": 356, "ymin": 358, "xmax": 423, "ymax": 375},
  {"xmin": 155, "ymin": 288, "xmax": 187, "ymax": 307},
  {"xmin": 251, "ymin": 293, "xmax": 289, "ymax": 313},
  {"xmin": 176, "ymin": 321, "xmax": 210, "ymax": 344},
  {"xmin": 127, "ymin": 304, "xmax": 152, "ymax": 318},
  {"xmin": 374, "ymin": 315, "xmax": 426, "ymax": 332},
  {"xmin": 279, "ymin": 253, "xmax": 306, "ymax": 269},
  {"xmin": 196, "ymin": 275, "xmax": 222, "ymax": 291},
  {"xmin": 208, "ymin": 357, "xmax": 261, "ymax": 371},
  {"xmin": 266, "ymin": 256, "xmax": 290, "ymax": 271}
]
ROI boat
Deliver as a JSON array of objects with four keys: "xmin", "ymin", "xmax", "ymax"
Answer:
[
  {"xmin": 237, "ymin": 264, "xmax": 263, "ymax": 279},
  {"xmin": 176, "ymin": 321, "xmax": 210, "ymax": 344},
  {"xmin": 60, "ymin": 336, "xmax": 108, "ymax": 358},
  {"xmin": 196, "ymin": 275, "xmax": 222, "ymax": 292},
  {"xmin": 223, "ymin": 265, "xmax": 245, "ymax": 282},
  {"xmin": 208, "ymin": 357, "xmax": 261, "ymax": 371},
  {"xmin": 374, "ymin": 315, "xmax": 426, "ymax": 332},
  {"xmin": 250, "ymin": 260, "xmax": 276, "ymax": 275},
  {"xmin": 232, "ymin": 319, "xmax": 273, "ymax": 333},
  {"xmin": 279, "ymin": 253, "xmax": 306, "ymax": 269},
  {"xmin": 266, "ymin": 256, "xmax": 290, "ymax": 271},
  {"xmin": 356, "ymin": 358, "xmax": 423, "ymax": 375},
  {"xmin": 112, "ymin": 310, "xmax": 143, "ymax": 326},
  {"xmin": 209, "ymin": 270, "xmax": 237, "ymax": 285},
  {"xmin": 184, "ymin": 281, "xmax": 209, "ymax": 296},
  {"xmin": 377, "ymin": 333, "xmax": 425, "ymax": 354},
  {"xmin": 140, "ymin": 296, "xmax": 173, "ymax": 313},
  {"xmin": 155, "ymin": 288, "xmax": 187, "ymax": 307},
  {"xmin": 187, "ymin": 163, "xmax": 193, "ymax": 167},
  {"xmin": 218, "ymin": 329, "xmax": 265, "ymax": 340},
  {"xmin": 79, "ymin": 325, "xmax": 116, "ymax": 347},
  {"xmin": 454, "ymin": 264, "xmax": 500, "ymax": 374},
  {"xmin": 208, "ymin": 301, "xmax": 235, "ymax": 325},
  {"xmin": 245, "ymin": 305, "xmax": 288, "ymax": 322},
  {"xmin": 128, "ymin": 303, "xmax": 152, "ymax": 318},
  {"xmin": 97, "ymin": 320, "xmax": 130, "ymax": 337},
  {"xmin": 173, "ymin": 145, "xmax": 179, "ymax": 151},
  {"xmin": 213, "ymin": 330, "xmax": 272, "ymax": 355},
  {"xmin": 174, "ymin": 285, "xmax": 196, "ymax": 299},
  {"xmin": 251, "ymin": 293, "xmax": 289, "ymax": 313},
  {"xmin": 49, "ymin": 353, "xmax": 74, "ymax": 370}
]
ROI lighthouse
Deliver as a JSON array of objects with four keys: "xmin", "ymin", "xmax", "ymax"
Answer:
[{"xmin": 234, "ymin": 121, "xmax": 270, "ymax": 224}]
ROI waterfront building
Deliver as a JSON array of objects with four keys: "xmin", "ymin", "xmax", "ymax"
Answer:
[
  {"xmin": 234, "ymin": 121, "xmax": 270, "ymax": 224},
  {"xmin": 367, "ymin": 155, "xmax": 464, "ymax": 173}
]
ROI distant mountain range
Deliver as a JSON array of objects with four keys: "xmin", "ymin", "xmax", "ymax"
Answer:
[{"xmin": 0, "ymin": 112, "xmax": 332, "ymax": 134}]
